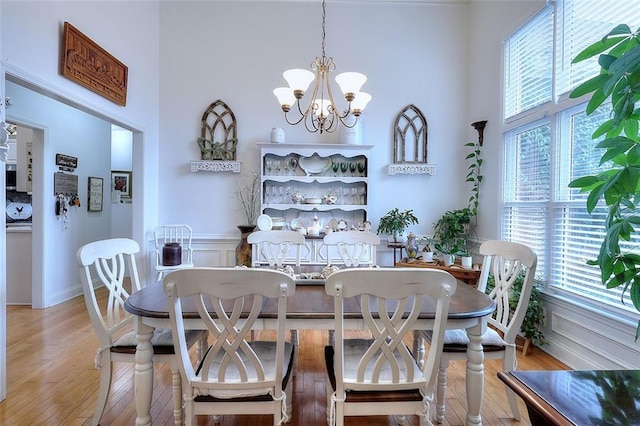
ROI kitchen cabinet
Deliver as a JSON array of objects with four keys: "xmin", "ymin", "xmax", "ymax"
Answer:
[
  {"xmin": 257, "ymin": 143, "xmax": 373, "ymax": 265},
  {"xmin": 6, "ymin": 228, "xmax": 32, "ymax": 305}
]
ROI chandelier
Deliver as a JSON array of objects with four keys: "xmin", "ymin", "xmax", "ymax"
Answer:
[{"xmin": 273, "ymin": 0, "xmax": 371, "ymax": 134}]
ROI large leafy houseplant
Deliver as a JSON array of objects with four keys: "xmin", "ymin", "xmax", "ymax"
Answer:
[
  {"xmin": 377, "ymin": 208, "xmax": 419, "ymax": 242},
  {"xmin": 568, "ymin": 24, "xmax": 640, "ymax": 339},
  {"xmin": 432, "ymin": 208, "xmax": 472, "ymax": 255}
]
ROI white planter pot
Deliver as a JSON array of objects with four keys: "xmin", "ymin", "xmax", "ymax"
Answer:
[
  {"xmin": 422, "ymin": 251, "xmax": 434, "ymax": 262},
  {"xmin": 442, "ymin": 254, "xmax": 454, "ymax": 266},
  {"xmin": 460, "ymin": 255, "xmax": 472, "ymax": 269}
]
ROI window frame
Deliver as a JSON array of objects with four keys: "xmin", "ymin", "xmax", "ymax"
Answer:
[{"xmin": 500, "ymin": 0, "xmax": 640, "ymax": 322}]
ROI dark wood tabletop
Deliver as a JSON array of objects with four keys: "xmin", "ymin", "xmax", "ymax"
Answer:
[
  {"xmin": 125, "ymin": 281, "xmax": 495, "ymax": 322},
  {"xmin": 498, "ymin": 369, "xmax": 640, "ymax": 426}
]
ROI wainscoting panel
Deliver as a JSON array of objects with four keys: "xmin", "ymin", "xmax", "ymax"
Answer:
[{"xmin": 540, "ymin": 293, "xmax": 640, "ymax": 369}]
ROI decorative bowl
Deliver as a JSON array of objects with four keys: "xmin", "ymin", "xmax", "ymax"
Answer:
[
  {"xmin": 304, "ymin": 197, "xmax": 322, "ymax": 204},
  {"xmin": 299, "ymin": 154, "xmax": 331, "ymax": 176}
]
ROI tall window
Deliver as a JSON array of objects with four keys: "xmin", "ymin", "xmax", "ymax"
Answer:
[{"xmin": 502, "ymin": 0, "xmax": 640, "ymax": 313}]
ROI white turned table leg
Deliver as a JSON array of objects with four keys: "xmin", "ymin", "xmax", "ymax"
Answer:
[
  {"xmin": 465, "ymin": 321, "xmax": 486, "ymax": 426},
  {"xmin": 134, "ymin": 317, "xmax": 154, "ymax": 426}
]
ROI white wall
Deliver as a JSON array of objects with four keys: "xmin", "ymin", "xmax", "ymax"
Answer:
[
  {"xmin": 110, "ymin": 126, "xmax": 133, "ymax": 238},
  {"xmin": 1, "ymin": 0, "xmax": 161, "ymax": 250},
  {"xmin": 6, "ymin": 80, "xmax": 112, "ymax": 306},
  {"xmin": 157, "ymin": 1, "xmax": 471, "ymax": 237}
]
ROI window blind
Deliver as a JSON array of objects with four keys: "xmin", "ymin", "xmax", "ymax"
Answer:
[
  {"xmin": 555, "ymin": 0, "xmax": 640, "ymax": 99},
  {"xmin": 504, "ymin": 5, "xmax": 554, "ymax": 119}
]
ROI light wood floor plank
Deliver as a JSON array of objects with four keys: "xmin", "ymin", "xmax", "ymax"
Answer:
[{"xmin": 1, "ymin": 289, "xmax": 568, "ymax": 425}]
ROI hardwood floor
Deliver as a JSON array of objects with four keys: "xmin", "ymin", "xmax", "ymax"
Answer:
[{"xmin": 0, "ymin": 289, "xmax": 568, "ymax": 425}]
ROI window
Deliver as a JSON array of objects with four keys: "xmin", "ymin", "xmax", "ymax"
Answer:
[{"xmin": 502, "ymin": 0, "xmax": 640, "ymax": 313}]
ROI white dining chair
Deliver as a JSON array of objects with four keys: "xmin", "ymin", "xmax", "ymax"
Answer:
[
  {"xmin": 153, "ymin": 224, "xmax": 195, "ymax": 281},
  {"xmin": 324, "ymin": 267, "xmax": 456, "ymax": 426},
  {"xmin": 163, "ymin": 267, "xmax": 296, "ymax": 426},
  {"xmin": 322, "ymin": 230, "xmax": 380, "ymax": 267},
  {"xmin": 422, "ymin": 239, "xmax": 538, "ymax": 423},
  {"xmin": 77, "ymin": 237, "xmax": 206, "ymax": 426},
  {"xmin": 247, "ymin": 230, "xmax": 306, "ymax": 267}
]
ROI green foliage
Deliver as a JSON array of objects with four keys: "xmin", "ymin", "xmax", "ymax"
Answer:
[
  {"xmin": 486, "ymin": 271, "xmax": 547, "ymax": 347},
  {"xmin": 465, "ymin": 140, "xmax": 483, "ymax": 216},
  {"xmin": 567, "ymin": 23, "xmax": 640, "ymax": 339},
  {"xmin": 377, "ymin": 208, "xmax": 419, "ymax": 240},
  {"xmin": 432, "ymin": 208, "xmax": 472, "ymax": 255}
]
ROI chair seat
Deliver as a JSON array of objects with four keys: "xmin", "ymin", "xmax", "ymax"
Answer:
[
  {"xmin": 156, "ymin": 262, "xmax": 194, "ymax": 271},
  {"xmin": 193, "ymin": 341, "xmax": 295, "ymax": 400},
  {"xmin": 111, "ymin": 328, "xmax": 204, "ymax": 355},
  {"xmin": 423, "ymin": 328, "xmax": 507, "ymax": 353},
  {"xmin": 324, "ymin": 342, "xmax": 424, "ymax": 401}
]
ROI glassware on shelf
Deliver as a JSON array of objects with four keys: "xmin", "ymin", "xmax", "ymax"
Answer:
[
  {"xmin": 357, "ymin": 161, "xmax": 366, "ymax": 177},
  {"xmin": 290, "ymin": 157, "xmax": 298, "ymax": 175},
  {"xmin": 331, "ymin": 161, "xmax": 339, "ymax": 177},
  {"xmin": 275, "ymin": 160, "xmax": 282, "ymax": 176},
  {"xmin": 340, "ymin": 162, "xmax": 348, "ymax": 176},
  {"xmin": 349, "ymin": 162, "xmax": 357, "ymax": 177},
  {"xmin": 283, "ymin": 157, "xmax": 290, "ymax": 175},
  {"xmin": 266, "ymin": 160, "xmax": 273, "ymax": 176}
]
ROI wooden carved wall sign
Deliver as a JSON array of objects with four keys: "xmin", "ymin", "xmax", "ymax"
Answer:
[{"xmin": 61, "ymin": 22, "xmax": 128, "ymax": 106}]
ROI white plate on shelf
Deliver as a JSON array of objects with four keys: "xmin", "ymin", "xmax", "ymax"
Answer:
[
  {"xmin": 304, "ymin": 197, "xmax": 322, "ymax": 204},
  {"xmin": 299, "ymin": 154, "xmax": 331, "ymax": 176},
  {"xmin": 257, "ymin": 214, "xmax": 273, "ymax": 231}
]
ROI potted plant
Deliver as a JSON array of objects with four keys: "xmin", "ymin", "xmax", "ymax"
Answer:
[
  {"xmin": 486, "ymin": 271, "xmax": 547, "ymax": 353},
  {"xmin": 432, "ymin": 208, "xmax": 472, "ymax": 262},
  {"xmin": 421, "ymin": 236, "xmax": 435, "ymax": 262},
  {"xmin": 377, "ymin": 208, "xmax": 419, "ymax": 243},
  {"xmin": 567, "ymin": 24, "xmax": 640, "ymax": 338}
]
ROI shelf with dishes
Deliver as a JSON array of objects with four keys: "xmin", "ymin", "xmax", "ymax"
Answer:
[{"xmin": 258, "ymin": 143, "xmax": 373, "ymax": 264}]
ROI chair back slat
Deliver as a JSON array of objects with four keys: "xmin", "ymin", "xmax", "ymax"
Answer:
[
  {"xmin": 323, "ymin": 231, "xmax": 380, "ymax": 267},
  {"xmin": 479, "ymin": 240, "xmax": 538, "ymax": 342},
  {"xmin": 77, "ymin": 238, "xmax": 141, "ymax": 346},
  {"xmin": 325, "ymin": 268, "xmax": 456, "ymax": 394},
  {"xmin": 247, "ymin": 230, "xmax": 305, "ymax": 267},
  {"xmin": 164, "ymin": 267, "xmax": 295, "ymax": 395}
]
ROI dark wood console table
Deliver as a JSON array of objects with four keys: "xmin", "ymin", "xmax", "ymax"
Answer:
[
  {"xmin": 498, "ymin": 369, "xmax": 640, "ymax": 425},
  {"xmin": 395, "ymin": 258, "xmax": 482, "ymax": 287}
]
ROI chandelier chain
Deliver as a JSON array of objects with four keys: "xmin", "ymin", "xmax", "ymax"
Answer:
[{"xmin": 321, "ymin": 0, "xmax": 327, "ymax": 58}]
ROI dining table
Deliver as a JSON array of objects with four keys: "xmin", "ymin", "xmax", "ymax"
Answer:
[{"xmin": 124, "ymin": 277, "xmax": 495, "ymax": 426}]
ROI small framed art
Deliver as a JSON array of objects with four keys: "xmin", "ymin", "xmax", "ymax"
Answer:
[
  {"xmin": 88, "ymin": 176, "xmax": 103, "ymax": 212},
  {"xmin": 111, "ymin": 170, "xmax": 132, "ymax": 198}
]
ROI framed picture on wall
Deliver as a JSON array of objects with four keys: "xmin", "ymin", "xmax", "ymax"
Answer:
[
  {"xmin": 111, "ymin": 170, "xmax": 132, "ymax": 198},
  {"xmin": 87, "ymin": 176, "xmax": 103, "ymax": 212}
]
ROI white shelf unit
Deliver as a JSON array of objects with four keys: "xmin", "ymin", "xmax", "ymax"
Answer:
[{"xmin": 257, "ymin": 143, "xmax": 373, "ymax": 265}]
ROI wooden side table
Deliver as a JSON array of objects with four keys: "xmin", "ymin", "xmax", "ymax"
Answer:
[
  {"xmin": 395, "ymin": 258, "xmax": 482, "ymax": 287},
  {"xmin": 387, "ymin": 243, "xmax": 406, "ymax": 265}
]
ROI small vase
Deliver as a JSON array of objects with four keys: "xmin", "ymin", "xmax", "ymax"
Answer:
[
  {"xmin": 236, "ymin": 225, "xmax": 256, "ymax": 266},
  {"xmin": 405, "ymin": 232, "xmax": 418, "ymax": 259},
  {"xmin": 270, "ymin": 127, "xmax": 285, "ymax": 143},
  {"xmin": 162, "ymin": 242, "xmax": 182, "ymax": 266}
]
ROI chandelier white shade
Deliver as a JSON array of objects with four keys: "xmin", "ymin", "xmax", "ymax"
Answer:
[{"xmin": 273, "ymin": 0, "xmax": 371, "ymax": 134}]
